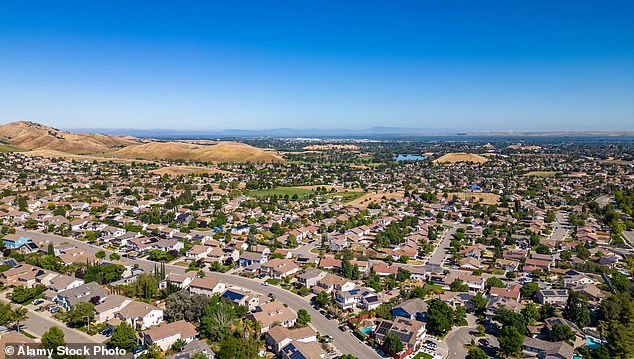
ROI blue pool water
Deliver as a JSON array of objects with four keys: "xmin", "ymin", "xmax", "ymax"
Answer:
[
  {"xmin": 395, "ymin": 154, "xmax": 427, "ymax": 161},
  {"xmin": 586, "ymin": 337, "xmax": 602, "ymax": 349},
  {"xmin": 360, "ymin": 326, "xmax": 372, "ymax": 335}
]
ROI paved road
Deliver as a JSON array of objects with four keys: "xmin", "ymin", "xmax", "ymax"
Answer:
[
  {"xmin": 0, "ymin": 293, "xmax": 104, "ymax": 344},
  {"xmin": 549, "ymin": 212, "xmax": 569, "ymax": 242},
  {"xmin": 444, "ymin": 314, "xmax": 477, "ymax": 359},
  {"xmin": 18, "ymin": 230, "xmax": 381, "ymax": 359},
  {"xmin": 428, "ymin": 227, "xmax": 456, "ymax": 267}
]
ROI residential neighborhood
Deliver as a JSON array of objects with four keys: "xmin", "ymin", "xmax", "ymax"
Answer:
[{"xmin": 0, "ymin": 136, "xmax": 633, "ymax": 359}]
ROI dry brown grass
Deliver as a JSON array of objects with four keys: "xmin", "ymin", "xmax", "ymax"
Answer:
[
  {"xmin": 115, "ymin": 141, "xmax": 284, "ymax": 163},
  {"xmin": 433, "ymin": 152, "xmax": 488, "ymax": 164},
  {"xmin": 150, "ymin": 165, "xmax": 231, "ymax": 176},
  {"xmin": 22, "ymin": 149, "xmax": 153, "ymax": 163},
  {"xmin": 1, "ymin": 121, "xmax": 284, "ymax": 163},
  {"xmin": 447, "ymin": 192, "xmax": 500, "ymax": 205},
  {"xmin": 347, "ymin": 190, "xmax": 405, "ymax": 208},
  {"xmin": 0, "ymin": 121, "xmax": 138, "ymax": 154}
]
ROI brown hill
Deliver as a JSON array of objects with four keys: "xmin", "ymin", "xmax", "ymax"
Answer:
[
  {"xmin": 114, "ymin": 141, "xmax": 283, "ymax": 163},
  {"xmin": 433, "ymin": 152, "xmax": 489, "ymax": 164},
  {"xmin": 0, "ymin": 121, "xmax": 283, "ymax": 162},
  {"xmin": 0, "ymin": 121, "xmax": 137, "ymax": 154}
]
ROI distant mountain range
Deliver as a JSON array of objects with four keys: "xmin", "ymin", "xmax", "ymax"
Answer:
[{"xmin": 67, "ymin": 126, "xmax": 634, "ymax": 139}]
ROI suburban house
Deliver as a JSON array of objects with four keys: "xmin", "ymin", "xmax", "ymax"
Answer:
[
  {"xmin": 373, "ymin": 317, "xmax": 427, "ymax": 359},
  {"xmin": 95, "ymin": 294, "xmax": 133, "ymax": 323},
  {"xmin": 522, "ymin": 337, "xmax": 574, "ymax": 359},
  {"xmin": 392, "ymin": 298, "xmax": 427, "ymax": 321},
  {"xmin": 238, "ymin": 252, "xmax": 267, "ymax": 267},
  {"xmin": 264, "ymin": 326, "xmax": 317, "ymax": 354},
  {"xmin": 115, "ymin": 301, "xmax": 164, "ymax": 330},
  {"xmin": 536, "ymin": 289, "xmax": 569, "ymax": 305},
  {"xmin": 296, "ymin": 268, "xmax": 327, "ymax": 288},
  {"xmin": 55, "ymin": 282, "xmax": 110, "ymax": 310},
  {"xmin": 249, "ymin": 301, "xmax": 297, "ymax": 333},
  {"xmin": 142, "ymin": 320, "xmax": 198, "ymax": 351},
  {"xmin": 188, "ymin": 276, "xmax": 226, "ymax": 297},
  {"xmin": 260, "ymin": 258, "xmax": 299, "ymax": 279}
]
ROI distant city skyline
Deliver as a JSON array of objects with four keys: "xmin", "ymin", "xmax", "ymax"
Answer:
[{"xmin": 1, "ymin": 1, "xmax": 633, "ymax": 131}]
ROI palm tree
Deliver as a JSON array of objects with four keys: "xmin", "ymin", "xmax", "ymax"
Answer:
[{"xmin": 12, "ymin": 307, "xmax": 28, "ymax": 333}]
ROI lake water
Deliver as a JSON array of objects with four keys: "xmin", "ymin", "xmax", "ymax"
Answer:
[{"xmin": 395, "ymin": 154, "xmax": 427, "ymax": 161}]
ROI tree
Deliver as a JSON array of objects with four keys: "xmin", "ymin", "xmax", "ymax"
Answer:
[
  {"xmin": 485, "ymin": 277, "xmax": 505, "ymax": 289},
  {"xmin": 520, "ymin": 282, "xmax": 540, "ymax": 299},
  {"xmin": 427, "ymin": 299, "xmax": 453, "ymax": 336},
  {"xmin": 108, "ymin": 322, "xmax": 137, "ymax": 351},
  {"xmin": 383, "ymin": 331, "xmax": 403, "ymax": 354},
  {"xmin": 339, "ymin": 355, "xmax": 357, "ymax": 359},
  {"xmin": 109, "ymin": 252, "xmax": 121, "ymax": 261},
  {"xmin": 12, "ymin": 306, "xmax": 28, "ymax": 333},
  {"xmin": 549, "ymin": 323, "xmax": 575, "ymax": 342},
  {"xmin": 95, "ymin": 250, "xmax": 106, "ymax": 259},
  {"xmin": 171, "ymin": 339, "xmax": 187, "ymax": 351},
  {"xmin": 563, "ymin": 290, "xmax": 590, "ymax": 328},
  {"xmin": 42, "ymin": 326, "xmax": 65, "ymax": 350},
  {"xmin": 466, "ymin": 347, "xmax": 488, "ymax": 359},
  {"xmin": 498, "ymin": 326, "xmax": 524, "ymax": 357},
  {"xmin": 165, "ymin": 290, "xmax": 209, "ymax": 322},
  {"xmin": 47, "ymin": 243, "xmax": 55, "ymax": 256},
  {"xmin": 0, "ymin": 302, "xmax": 14, "ymax": 326},
  {"xmin": 396, "ymin": 268, "xmax": 411, "ymax": 281},
  {"xmin": 314, "ymin": 291, "xmax": 331, "ymax": 308},
  {"xmin": 520, "ymin": 303, "xmax": 539, "ymax": 325},
  {"xmin": 470, "ymin": 292, "xmax": 487, "ymax": 314},
  {"xmin": 450, "ymin": 279, "xmax": 469, "ymax": 292},
  {"xmin": 297, "ymin": 309, "xmax": 311, "ymax": 327},
  {"xmin": 199, "ymin": 296, "xmax": 237, "ymax": 342},
  {"xmin": 67, "ymin": 301, "xmax": 95, "ymax": 328},
  {"xmin": 611, "ymin": 272, "xmax": 631, "ymax": 293}
]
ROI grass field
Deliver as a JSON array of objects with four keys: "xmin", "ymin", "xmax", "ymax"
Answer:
[
  {"xmin": 248, "ymin": 187, "xmax": 314, "ymax": 198},
  {"xmin": 328, "ymin": 191, "xmax": 365, "ymax": 202},
  {"xmin": 0, "ymin": 144, "xmax": 25, "ymax": 153}
]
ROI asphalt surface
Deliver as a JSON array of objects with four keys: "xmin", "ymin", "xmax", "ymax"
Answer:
[
  {"xmin": 17, "ymin": 230, "xmax": 381, "ymax": 359},
  {"xmin": 0, "ymin": 292, "xmax": 104, "ymax": 344}
]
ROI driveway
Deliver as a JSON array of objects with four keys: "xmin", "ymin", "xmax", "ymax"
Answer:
[{"xmin": 17, "ymin": 230, "xmax": 381, "ymax": 359}]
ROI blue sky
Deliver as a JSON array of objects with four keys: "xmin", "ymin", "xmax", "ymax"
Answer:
[{"xmin": 1, "ymin": 1, "xmax": 633, "ymax": 131}]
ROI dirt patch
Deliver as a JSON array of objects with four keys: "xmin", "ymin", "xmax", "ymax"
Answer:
[
  {"xmin": 433, "ymin": 153, "xmax": 488, "ymax": 164},
  {"xmin": 447, "ymin": 192, "xmax": 500, "ymax": 205},
  {"xmin": 347, "ymin": 190, "xmax": 405, "ymax": 208},
  {"xmin": 150, "ymin": 166, "xmax": 231, "ymax": 176}
]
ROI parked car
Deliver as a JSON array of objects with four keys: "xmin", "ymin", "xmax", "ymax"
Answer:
[
  {"xmin": 320, "ymin": 335, "xmax": 333, "ymax": 343},
  {"xmin": 48, "ymin": 306, "xmax": 59, "ymax": 313},
  {"xmin": 31, "ymin": 299, "xmax": 44, "ymax": 306},
  {"xmin": 338, "ymin": 325, "xmax": 347, "ymax": 331},
  {"xmin": 268, "ymin": 293, "xmax": 276, "ymax": 299},
  {"xmin": 424, "ymin": 340, "xmax": 437, "ymax": 350},
  {"xmin": 478, "ymin": 338, "xmax": 490, "ymax": 346}
]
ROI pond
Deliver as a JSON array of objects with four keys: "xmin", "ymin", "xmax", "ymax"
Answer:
[{"xmin": 395, "ymin": 154, "xmax": 427, "ymax": 161}]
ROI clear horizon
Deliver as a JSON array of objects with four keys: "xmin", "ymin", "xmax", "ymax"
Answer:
[{"xmin": 1, "ymin": 1, "xmax": 633, "ymax": 131}]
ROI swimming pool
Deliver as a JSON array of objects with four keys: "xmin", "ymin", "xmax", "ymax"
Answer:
[
  {"xmin": 586, "ymin": 337, "xmax": 602, "ymax": 349},
  {"xmin": 360, "ymin": 326, "xmax": 372, "ymax": 335}
]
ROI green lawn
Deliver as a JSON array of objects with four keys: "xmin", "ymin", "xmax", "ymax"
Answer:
[
  {"xmin": 248, "ymin": 187, "xmax": 314, "ymax": 198},
  {"xmin": 413, "ymin": 352, "xmax": 433, "ymax": 359}
]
